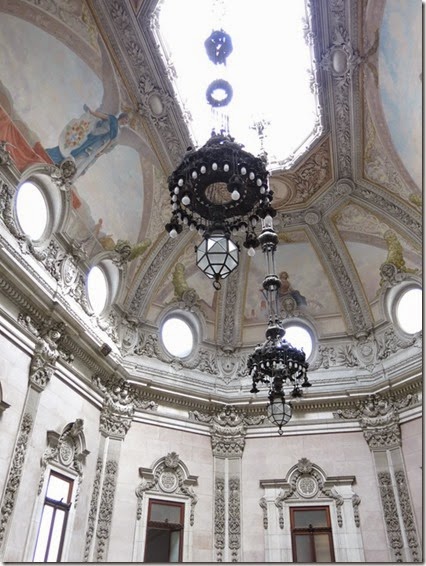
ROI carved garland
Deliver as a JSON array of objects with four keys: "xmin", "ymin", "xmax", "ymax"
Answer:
[
  {"xmin": 96, "ymin": 459, "xmax": 119, "ymax": 562},
  {"xmin": 394, "ymin": 470, "xmax": 420, "ymax": 562},
  {"xmin": 214, "ymin": 477, "xmax": 225, "ymax": 562},
  {"xmin": 84, "ymin": 457, "xmax": 103, "ymax": 562},
  {"xmin": 228, "ymin": 477, "xmax": 241, "ymax": 562},
  {"xmin": 377, "ymin": 471, "xmax": 404, "ymax": 562},
  {"xmin": 0, "ymin": 413, "xmax": 33, "ymax": 548}
]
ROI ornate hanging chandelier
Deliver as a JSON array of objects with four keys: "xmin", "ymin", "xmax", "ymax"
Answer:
[
  {"xmin": 164, "ymin": 24, "xmax": 311, "ymax": 430},
  {"xmin": 247, "ymin": 213, "xmax": 311, "ymax": 434},
  {"xmin": 165, "ymin": 29, "xmax": 272, "ymax": 290}
]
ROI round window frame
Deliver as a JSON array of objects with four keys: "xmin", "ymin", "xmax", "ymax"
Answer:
[
  {"xmin": 391, "ymin": 283, "xmax": 422, "ymax": 336},
  {"xmin": 14, "ymin": 180, "xmax": 51, "ymax": 243},
  {"xmin": 282, "ymin": 319, "xmax": 316, "ymax": 362},
  {"xmin": 85, "ymin": 259, "xmax": 121, "ymax": 317},
  {"xmin": 159, "ymin": 309, "xmax": 201, "ymax": 361}
]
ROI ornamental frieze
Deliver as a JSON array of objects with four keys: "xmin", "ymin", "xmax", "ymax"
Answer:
[
  {"xmin": 189, "ymin": 405, "xmax": 265, "ymax": 458},
  {"xmin": 333, "ymin": 392, "xmax": 418, "ymax": 449}
]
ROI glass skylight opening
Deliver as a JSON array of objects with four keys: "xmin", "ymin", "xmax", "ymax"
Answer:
[
  {"xmin": 87, "ymin": 266, "xmax": 108, "ymax": 315},
  {"xmin": 161, "ymin": 317, "xmax": 194, "ymax": 358},
  {"xmin": 158, "ymin": 0, "xmax": 319, "ymax": 170},
  {"xmin": 15, "ymin": 181, "xmax": 48, "ymax": 240},
  {"xmin": 284, "ymin": 324, "xmax": 313, "ymax": 359},
  {"xmin": 395, "ymin": 288, "xmax": 422, "ymax": 334}
]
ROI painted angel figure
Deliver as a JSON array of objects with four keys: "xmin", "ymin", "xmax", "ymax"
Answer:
[
  {"xmin": 46, "ymin": 105, "xmax": 129, "ymax": 178},
  {"xmin": 45, "ymin": 38, "xmax": 158, "ymax": 180}
]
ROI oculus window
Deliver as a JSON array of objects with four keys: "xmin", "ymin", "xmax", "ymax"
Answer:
[
  {"xmin": 284, "ymin": 324, "xmax": 313, "ymax": 359},
  {"xmin": 395, "ymin": 287, "xmax": 422, "ymax": 334},
  {"xmin": 87, "ymin": 265, "xmax": 108, "ymax": 315},
  {"xmin": 161, "ymin": 316, "xmax": 194, "ymax": 358},
  {"xmin": 157, "ymin": 0, "xmax": 320, "ymax": 170},
  {"xmin": 15, "ymin": 181, "xmax": 48, "ymax": 240}
]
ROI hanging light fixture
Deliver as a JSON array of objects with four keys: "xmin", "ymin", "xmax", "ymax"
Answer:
[
  {"xmin": 247, "ymin": 213, "xmax": 311, "ymax": 434},
  {"xmin": 163, "ymin": 12, "xmax": 312, "ymax": 428},
  {"xmin": 165, "ymin": 28, "xmax": 272, "ymax": 290}
]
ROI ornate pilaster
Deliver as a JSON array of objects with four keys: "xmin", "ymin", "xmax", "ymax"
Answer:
[
  {"xmin": 334, "ymin": 393, "xmax": 421, "ymax": 562},
  {"xmin": 0, "ymin": 315, "xmax": 73, "ymax": 559},
  {"xmin": 190, "ymin": 405, "xmax": 264, "ymax": 562},
  {"xmin": 0, "ymin": 413, "xmax": 33, "ymax": 556},
  {"xmin": 83, "ymin": 376, "xmax": 134, "ymax": 562}
]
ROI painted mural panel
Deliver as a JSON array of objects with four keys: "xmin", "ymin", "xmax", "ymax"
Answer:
[
  {"xmin": 378, "ymin": 0, "xmax": 421, "ymax": 188},
  {"xmin": 0, "ymin": 9, "xmax": 156, "ymax": 255},
  {"xmin": 244, "ymin": 231, "xmax": 340, "ymax": 324},
  {"xmin": 334, "ymin": 203, "xmax": 421, "ymax": 303}
]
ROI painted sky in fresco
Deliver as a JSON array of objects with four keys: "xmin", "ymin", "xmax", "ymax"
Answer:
[
  {"xmin": 379, "ymin": 0, "xmax": 421, "ymax": 188},
  {"xmin": 0, "ymin": 13, "xmax": 145, "ymax": 245}
]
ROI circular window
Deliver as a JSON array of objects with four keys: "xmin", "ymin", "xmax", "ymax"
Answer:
[
  {"xmin": 161, "ymin": 317, "xmax": 194, "ymax": 358},
  {"xmin": 395, "ymin": 287, "xmax": 422, "ymax": 334},
  {"xmin": 87, "ymin": 265, "xmax": 108, "ymax": 315},
  {"xmin": 15, "ymin": 181, "xmax": 48, "ymax": 240},
  {"xmin": 283, "ymin": 324, "xmax": 313, "ymax": 359}
]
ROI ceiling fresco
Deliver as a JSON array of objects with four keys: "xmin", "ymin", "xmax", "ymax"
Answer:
[{"xmin": 0, "ymin": 0, "xmax": 421, "ymax": 394}]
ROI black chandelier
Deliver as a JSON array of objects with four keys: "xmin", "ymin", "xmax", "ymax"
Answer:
[
  {"xmin": 165, "ymin": 29, "xmax": 273, "ymax": 290},
  {"xmin": 164, "ymin": 26, "xmax": 311, "ymax": 430},
  {"xmin": 247, "ymin": 214, "xmax": 311, "ymax": 433}
]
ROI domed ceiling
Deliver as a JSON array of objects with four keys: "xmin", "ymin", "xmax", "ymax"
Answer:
[{"xmin": 0, "ymin": 0, "xmax": 421, "ymax": 404}]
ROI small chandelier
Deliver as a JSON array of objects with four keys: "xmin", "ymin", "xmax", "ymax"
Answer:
[
  {"xmin": 165, "ymin": 29, "xmax": 272, "ymax": 289},
  {"xmin": 247, "ymin": 214, "xmax": 311, "ymax": 434}
]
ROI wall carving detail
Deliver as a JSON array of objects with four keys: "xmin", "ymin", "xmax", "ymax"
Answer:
[
  {"xmin": 84, "ymin": 457, "xmax": 103, "ymax": 562},
  {"xmin": 394, "ymin": 470, "xmax": 421, "ymax": 562},
  {"xmin": 333, "ymin": 392, "xmax": 418, "ymax": 449},
  {"xmin": 189, "ymin": 405, "xmax": 264, "ymax": 458},
  {"xmin": 18, "ymin": 315, "xmax": 73, "ymax": 391},
  {"xmin": 136, "ymin": 452, "xmax": 198, "ymax": 525},
  {"xmin": 377, "ymin": 471, "xmax": 404, "ymax": 562},
  {"xmin": 93, "ymin": 375, "xmax": 157, "ymax": 439},
  {"xmin": 38, "ymin": 419, "xmax": 89, "ymax": 507},
  {"xmin": 0, "ymin": 413, "xmax": 33, "ymax": 549},
  {"xmin": 96, "ymin": 459, "xmax": 119, "ymax": 562},
  {"xmin": 272, "ymin": 458, "xmax": 355, "ymax": 530},
  {"xmin": 228, "ymin": 477, "xmax": 241, "ymax": 562},
  {"xmin": 214, "ymin": 477, "xmax": 225, "ymax": 562}
]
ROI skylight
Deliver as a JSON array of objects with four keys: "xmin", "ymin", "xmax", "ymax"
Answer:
[{"xmin": 157, "ymin": 0, "xmax": 320, "ymax": 170}]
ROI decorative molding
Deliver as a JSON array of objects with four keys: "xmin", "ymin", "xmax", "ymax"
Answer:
[
  {"xmin": 84, "ymin": 457, "xmax": 103, "ymax": 562},
  {"xmin": 96, "ymin": 459, "xmax": 119, "ymax": 562},
  {"xmin": 38, "ymin": 420, "xmax": 89, "ymax": 507},
  {"xmin": 189, "ymin": 405, "xmax": 264, "ymax": 458},
  {"xmin": 214, "ymin": 477, "xmax": 225, "ymax": 562},
  {"xmin": 333, "ymin": 392, "xmax": 418, "ymax": 449},
  {"xmin": 18, "ymin": 317, "xmax": 73, "ymax": 391},
  {"xmin": 228, "ymin": 477, "xmax": 241, "ymax": 562},
  {"xmin": 394, "ymin": 470, "xmax": 421, "ymax": 562},
  {"xmin": 0, "ymin": 413, "xmax": 33, "ymax": 548},
  {"xmin": 377, "ymin": 471, "xmax": 404, "ymax": 562},
  {"xmin": 94, "ymin": 377, "xmax": 135, "ymax": 439},
  {"xmin": 136, "ymin": 452, "xmax": 198, "ymax": 525},
  {"xmin": 270, "ymin": 458, "xmax": 356, "ymax": 529},
  {"xmin": 259, "ymin": 497, "xmax": 268, "ymax": 529}
]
